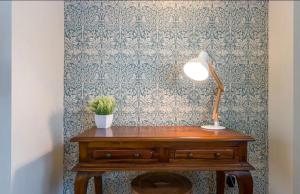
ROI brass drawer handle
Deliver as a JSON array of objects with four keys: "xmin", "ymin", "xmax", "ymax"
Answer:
[
  {"xmin": 188, "ymin": 152, "xmax": 193, "ymax": 159},
  {"xmin": 105, "ymin": 153, "xmax": 112, "ymax": 158},
  {"xmin": 133, "ymin": 153, "xmax": 140, "ymax": 158},
  {"xmin": 214, "ymin": 152, "xmax": 221, "ymax": 159}
]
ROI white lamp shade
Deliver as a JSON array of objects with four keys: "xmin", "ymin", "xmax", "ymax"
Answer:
[
  {"xmin": 183, "ymin": 56, "xmax": 209, "ymax": 81},
  {"xmin": 198, "ymin": 51, "xmax": 210, "ymax": 62}
]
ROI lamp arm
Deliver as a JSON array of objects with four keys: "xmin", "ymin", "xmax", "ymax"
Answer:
[{"xmin": 208, "ymin": 63, "xmax": 224, "ymax": 124}]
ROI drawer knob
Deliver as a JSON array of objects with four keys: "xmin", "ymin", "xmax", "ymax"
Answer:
[
  {"xmin": 105, "ymin": 153, "xmax": 112, "ymax": 158},
  {"xmin": 214, "ymin": 152, "xmax": 221, "ymax": 159},
  {"xmin": 133, "ymin": 153, "xmax": 140, "ymax": 158},
  {"xmin": 188, "ymin": 152, "xmax": 193, "ymax": 159}
]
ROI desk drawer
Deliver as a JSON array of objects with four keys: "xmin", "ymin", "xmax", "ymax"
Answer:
[
  {"xmin": 91, "ymin": 149, "xmax": 155, "ymax": 160},
  {"xmin": 173, "ymin": 149, "xmax": 234, "ymax": 160}
]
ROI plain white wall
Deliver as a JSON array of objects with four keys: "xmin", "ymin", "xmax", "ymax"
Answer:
[
  {"xmin": 269, "ymin": 1, "xmax": 294, "ymax": 194},
  {"xmin": 294, "ymin": 2, "xmax": 300, "ymax": 193},
  {"xmin": 0, "ymin": 1, "xmax": 12, "ymax": 194},
  {"xmin": 11, "ymin": 1, "xmax": 64, "ymax": 194}
]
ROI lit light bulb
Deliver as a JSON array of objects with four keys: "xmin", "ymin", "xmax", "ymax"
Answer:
[{"xmin": 183, "ymin": 57, "xmax": 209, "ymax": 81}]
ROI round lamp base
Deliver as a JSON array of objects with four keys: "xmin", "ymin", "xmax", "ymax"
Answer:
[{"xmin": 202, "ymin": 125, "xmax": 226, "ymax": 130}]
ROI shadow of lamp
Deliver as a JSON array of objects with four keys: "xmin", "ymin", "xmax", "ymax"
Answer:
[{"xmin": 183, "ymin": 51, "xmax": 225, "ymax": 130}]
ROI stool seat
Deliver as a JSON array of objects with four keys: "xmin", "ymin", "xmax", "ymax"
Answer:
[{"xmin": 131, "ymin": 172, "xmax": 192, "ymax": 194}]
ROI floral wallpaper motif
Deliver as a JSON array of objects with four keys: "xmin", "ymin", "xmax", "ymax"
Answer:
[{"xmin": 64, "ymin": 1, "xmax": 268, "ymax": 194}]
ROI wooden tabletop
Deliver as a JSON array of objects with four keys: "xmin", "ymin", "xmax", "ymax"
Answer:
[{"xmin": 70, "ymin": 126, "xmax": 254, "ymax": 142}]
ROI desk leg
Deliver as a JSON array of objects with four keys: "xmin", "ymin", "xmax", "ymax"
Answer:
[
  {"xmin": 94, "ymin": 175, "xmax": 103, "ymax": 194},
  {"xmin": 75, "ymin": 172, "xmax": 90, "ymax": 194},
  {"xmin": 227, "ymin": 171, "xmax": 253, "ymax": 194},
  {"xmin": 216, "ymin": 171, "xmax": 225, "ymax": 194}
]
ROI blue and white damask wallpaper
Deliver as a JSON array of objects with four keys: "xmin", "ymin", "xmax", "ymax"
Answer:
[{"xmin": 64, "ymin": 1, "xmax": 268, "ymax": 194}]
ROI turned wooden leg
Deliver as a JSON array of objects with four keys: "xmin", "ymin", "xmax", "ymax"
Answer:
[
  {"xmin": 216, "ymin": 171, "xmax": 225, "ymax": 194},
  {"xmin": 74, "ymin": 172, "xmax": 90, "ymax": 194},
  {"xmin": 227, "ymin": 171, "xmax": 253, "ymax": 194},
  {"xmin": 94, "ymin": 175, "xmax": 103, "ymax": 194}
]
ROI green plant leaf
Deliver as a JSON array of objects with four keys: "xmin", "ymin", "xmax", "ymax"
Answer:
[{"xmin": 87, "ymin": 96, "xmax": 117, "ymax": 115}]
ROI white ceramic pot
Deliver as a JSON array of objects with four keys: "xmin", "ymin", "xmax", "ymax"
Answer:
[{"xmin": 95, "ymin": 114, "xmax": 113, "ymax": 128}]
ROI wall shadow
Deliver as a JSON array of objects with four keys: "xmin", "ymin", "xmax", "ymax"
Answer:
[{"xmin": 11, "ymin": 112, "xmax": 63, "ymax": 194}]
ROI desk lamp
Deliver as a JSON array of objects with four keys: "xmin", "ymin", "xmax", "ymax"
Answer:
[{"xmin": 183, "ymin": 51, "xmax": 225, "ymax": 130}]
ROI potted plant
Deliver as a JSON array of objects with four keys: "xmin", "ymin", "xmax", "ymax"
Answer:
[{"xmin": 88, "ymin": 96, "xmax": 116, "ymax": 128}]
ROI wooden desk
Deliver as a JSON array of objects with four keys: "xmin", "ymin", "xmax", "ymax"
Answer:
[{"xmin": 71, "ymin": 126, "xmax": 255, "ymax": 194}]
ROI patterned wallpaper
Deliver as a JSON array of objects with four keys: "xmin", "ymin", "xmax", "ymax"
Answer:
[{"xmin": 64, "ymin": 1, "xmax": 268, "ymax": 194}]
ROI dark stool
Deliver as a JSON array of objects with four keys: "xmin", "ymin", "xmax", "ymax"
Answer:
[{"xmin": 131, "ymin": 172, "xmax": 192, "ymax": 194}]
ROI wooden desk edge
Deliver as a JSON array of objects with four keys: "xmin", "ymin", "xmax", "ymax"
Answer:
[
  {"xmin": 70, "ymin": 137, "xmax": 255, "ymax": 142},
  {"xmin": 71, "ymin": 163, "xmax": 255, "ymax": 172}
]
